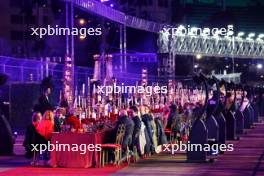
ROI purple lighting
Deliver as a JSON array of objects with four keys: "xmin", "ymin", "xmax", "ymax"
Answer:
[{"xmin": 110, "ymin": 3, "xmax": 114, "ymax": 7}]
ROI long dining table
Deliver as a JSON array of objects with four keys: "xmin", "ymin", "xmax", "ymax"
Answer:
[{"xmin": 50, "ymin": 131, "xmax": 106, "ymax": 168}]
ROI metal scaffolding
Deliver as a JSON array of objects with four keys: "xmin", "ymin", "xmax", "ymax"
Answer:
[
  {"xmin": 65, "ymin": 0, "xmax": 264, "ymax": 59},
  {"xmin": 158, "ymin": 33, "xmax": 264, "ymax": 59}
]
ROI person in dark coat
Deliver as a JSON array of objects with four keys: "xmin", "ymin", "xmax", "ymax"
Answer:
[
  {"xmin": 166, "ymin": 104, "xmax": 177, "ymax": 129},
  {"xmin": 115, "ymin": 109, "xmax": 135, "ymax": 149},
  {"xmin": 130, "ymin": 106, "xmax": 141, "ymax": 149},
  {"xmin": 23, "ymin": 112, "xmax": 47, "ymax": 163},
  {"xmin": 37, "ymin": 87, "xmax": 54, "ymax": 115},
  {"xmin": 141, "ymin": 106, "xmax": 154, "ymax": 153},
  {"xmin": 155, "ymin": 117, "xmax": 168, "ymax": 145},
  {"xmin": 54, "ymin": 108, "xmax": 65, "ymax": 132}
]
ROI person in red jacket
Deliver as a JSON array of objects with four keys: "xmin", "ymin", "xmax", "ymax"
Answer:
[{"xmin": 36, "ymin": 110, "xmax": 54, "ymax": 141}]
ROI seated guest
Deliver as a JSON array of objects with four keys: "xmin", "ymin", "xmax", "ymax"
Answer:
[
  {"xmin": 33, "ymin": 112, "xmax": 42, "ymax": 127},
  {"xmin": 166, "ymin": 104, "xmax": 182, "ymax": 142},
  {"xmin": 141, "ymin": 105, "xmax": 154, "ymax": 154},
  {"xmin": 54, "ymin": 108, "xmax": 65, "ymax": 132},
  {"xmin": 36, "ymin": 110, "xmax": 54, "ymax": 141},
  {"xmin": 154, "ymin": 116, "xmax": 168, "ymax": 146},
  {"xmin": 115, "ymin": 109, "xmax": 135, "ymax": 149},
  {"xmin": 23, "ymin": 112, "xmax": 42, "ymax": 158},
  {"xmin": 166, "ymin": 104, "xmax": 178, "ymax": 129},
  {"xmin": 149, "ymin": 110, "xmax": 159, "ymax": 153},
  {"xmin": 161, "ymin": 106, "xmax": 170, "ymax": 128},
  {"xmin": 130, "ymin": 106, "xmax": 141, "ymax": 150}
]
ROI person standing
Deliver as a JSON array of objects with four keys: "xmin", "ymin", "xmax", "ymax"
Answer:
[
  {"xmin": 54, "ymin": 108, "xmax": 65, "ymax": 132},
  {"xmin": 38, "ymin": 87, "xmax": 54, "ymax": 115},
  {"xmin": 130, "ymin": 106, "xmax": 141, "ymax": 151}
]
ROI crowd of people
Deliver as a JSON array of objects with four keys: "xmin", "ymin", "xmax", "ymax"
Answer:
[
  {"xmin": 22, "ymin": 79, "xmax": 261, "ymax": 167},
  {"xmin": 23, "ymin": 86, "xmax": 195, "ymax": 166}
]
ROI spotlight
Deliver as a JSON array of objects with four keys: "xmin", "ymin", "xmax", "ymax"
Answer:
[
  {"xmin": 248, "ymin": 33, "xmax": 255, "ymax": 38},
  {"xmin": 261, "ymin": 75, "xmax": 264, "ymax": 78},
  {"xmin": 79, "ymin": 35, "xmax": 86, "ymax": 40},
  {"xmin": 237, "ymin": 32, "xmax": 244, "ymax": 37},
  {"xmin": 257, "ymin": 63, "xmax": 263, "ymax": 69},
  {"xmin": 79, "ymin": 19, "xmax": 85, "ymax": 25},
  {"xmin": 247, "ymin": 33, "xmax": 255, "ymax": 39},
  {"xmin": 258, "ymin": 34, "xmax": 264, "ymax": 39},
  {"xmin": 196, "ymin": 54, "xmax": 202, "ymax": 60},
  {"xmin": 225, "ymin": 65, "xmax": 229, "ymax": 68},
  {"xmin": 110, "ymin": 3, "xmax": 114, "ymax": 7},
  {"xmin": 194, "ymin": 64, "xmax": 199, "ymax": 68}
]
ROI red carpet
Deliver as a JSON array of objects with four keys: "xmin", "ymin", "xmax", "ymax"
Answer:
[{"xmin": 0, "ymin": 165, "xmax": 126, "ymax": 176}]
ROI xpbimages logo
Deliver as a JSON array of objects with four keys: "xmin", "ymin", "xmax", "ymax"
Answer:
[
  {"xmin": 31, "ymin": 25, "xmax": 102, "ymax": 38},
  {"xmin": 96, "ymin": 84, "xmax": 168, "ymax": 96},
  {"xmin": 163, "ymin": 142, "xmax": 234, "ymax": 155},
  {"xmin": 161, "ymin": 24, "xmax": 234, "ymax": 37},
  {"xmin": 31, "ymin": 141, "xmax": 102, "ymax": 155}
]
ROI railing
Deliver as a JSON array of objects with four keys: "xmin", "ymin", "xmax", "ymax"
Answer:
[{"xmin": 0, "ymin": 56, "xmax": 160, "ymax": 89}]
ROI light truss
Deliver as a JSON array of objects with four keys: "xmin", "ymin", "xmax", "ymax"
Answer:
[
  {"xmin": 64, "ymin": 0, "xmax": 264, "ymax": 59},
  {"xmin": 158, "ymin": 34, "xmax": 264, "ymax": 59}
]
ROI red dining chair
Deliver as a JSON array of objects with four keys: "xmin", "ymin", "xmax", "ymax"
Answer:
[{"xmin": 100, "ymin": 124, "xmax": 126, "ymax": 167}]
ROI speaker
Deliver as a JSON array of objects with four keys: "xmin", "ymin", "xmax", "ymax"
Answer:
[
  {"xmin": 0, "ymin": 113, "xmax": 13, "ymax": 155},
  {"xmin": 9, "ymin": 83, "xmax": 41, "ymax": 130}
]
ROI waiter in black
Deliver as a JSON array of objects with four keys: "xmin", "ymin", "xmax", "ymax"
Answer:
[{"xmin": 38, "ymin": 87, "xmax": 54, "ymax": 114}]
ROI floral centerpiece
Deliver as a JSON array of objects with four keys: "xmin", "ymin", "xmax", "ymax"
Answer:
[{"xmin": 64, "ymin": 115, "xmax": 81, "ymax": 130}]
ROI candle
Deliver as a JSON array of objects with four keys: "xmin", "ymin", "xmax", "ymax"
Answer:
[
  {"xmin": 82, "ymin": 83, "xmax": 85, "ymax": 96},
  {"xmin": 73, "ymin": 97, "xmax": 77, "ymax": 108},
  {"xmin": 88, "ymin": 77, "xmax": 90, "ymax": 94},
  {"xmin": 93, "ymin": 83, "xmax": 96, "ymax": 94},
  {"xmin": 92, "ymin": 110, "xmax": 96, "ymax": 119}
]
